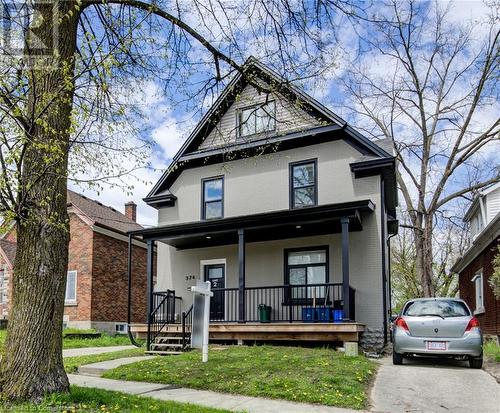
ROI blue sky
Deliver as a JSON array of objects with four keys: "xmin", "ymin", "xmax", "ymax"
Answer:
[{"xmin": 69, "ymin": 0, "xmax": 498, "ymax": 227}]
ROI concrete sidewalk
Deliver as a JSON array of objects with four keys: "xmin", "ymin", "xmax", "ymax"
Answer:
[
  {"xmin": 63, "ymin": 345, "xmax": 135, "ymax": 358},
  {"xmin": 77, "ymin": 356, "xmax": 154, "ymax": 376},
  {"xmin": 68, "ymin": 374, "xmax": 360, "ymax": 413}
]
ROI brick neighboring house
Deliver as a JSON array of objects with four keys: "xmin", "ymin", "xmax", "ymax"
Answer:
[
  {"xmin": 0, "ymin": 190, "xmax": 150, "ymax": 334},
  {"xmin": 452, "ymin": 182, "xmax": 500, "ymax": 338}
]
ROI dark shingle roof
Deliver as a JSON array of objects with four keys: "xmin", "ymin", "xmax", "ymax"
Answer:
[
  {"xmin": 0, "ymin": 239, "xmax": 17, "ymax": 265},
  {"xmin": 67, "ymin": 190, "xmax": 143, "ymax": 234}
]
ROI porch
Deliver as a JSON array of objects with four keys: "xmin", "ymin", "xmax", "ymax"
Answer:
[{"xmin": 128, "ymin": 200, "xmax": 376, "ymax": 352}]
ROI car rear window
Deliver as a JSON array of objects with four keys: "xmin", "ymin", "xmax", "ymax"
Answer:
[{"xmin": 403, "ymin": 300, "xmax": 470, "ymax": 318}]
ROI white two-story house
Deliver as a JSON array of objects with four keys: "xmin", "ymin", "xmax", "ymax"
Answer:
[{"xmin": 128, "ymin": 58, "xmax": 398, "ymax": 353}]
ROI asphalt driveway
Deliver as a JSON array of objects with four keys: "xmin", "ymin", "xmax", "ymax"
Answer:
[{"xmin": 371, "ymin": 357, "xmax": 500, "ymax": 412}]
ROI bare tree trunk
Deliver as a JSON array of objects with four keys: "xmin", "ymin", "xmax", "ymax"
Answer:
[{"xmin": 0, "ymin": 0, "xmax": 79, "ymax": 400}]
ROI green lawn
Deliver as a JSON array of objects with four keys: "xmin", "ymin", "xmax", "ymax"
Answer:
[
  {"xmin": 0, "ymin": 328, "xmax": 140, "ymax": 349},
  {"xmin": 104, "ymin": 345, "xmax": 376, "ymax": 410},
  {"xmin": 64, "ymin": 348, "xmax": 145, "ymax": 373},
  {"xmin": 2, "ymin": 385, "xmax": 231, "ymax": 413},
  {"xmin": 484, "ymin": 340, "xmax": 500, "ymax": 362}
]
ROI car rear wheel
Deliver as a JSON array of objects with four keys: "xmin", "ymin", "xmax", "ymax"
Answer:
[
  {"xmin": 393, "ymin": 350, "xmax": 403, "ymax": 365},
  {"xmin": 469, "ymin": 354, "xmax": 483, "ymax": 369}
]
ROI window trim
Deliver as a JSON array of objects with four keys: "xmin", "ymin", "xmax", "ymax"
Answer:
[
  {"xmin": 65, "ymin": 270, "xmax": 77, "ymax": 305},
  {"xmin": 284, "ymin": 245, "xmax": 329, "ymax": 304},
  {"xmin": 471, "ymin": 270, "xmax": 485, "ymax": 315},
  {"xmin": 289, "ymin": 159, "xmax": 318, "ymax": 209},
  {"xmin": 201, "ymin": 175, "xmax": 224, "ymax": 220},
  {"xmin": 237, "ymin": 101, "xmax": 276, "ymax": 138}
]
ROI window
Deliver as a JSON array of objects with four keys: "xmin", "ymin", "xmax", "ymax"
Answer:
[
  {"xmin": 65, "ymin": 270, "xmax": 77, "ymax": 304},
  {"xmin": 115, "ymin": 323, "xmax": 128, "ymax": 334},
  {"xmin": 290, "ymin": 160, "xmax": 317, "ymax": 208},
  {"xmin": 403, "ymin": 299, "xmax": 470, "ymax": 318},
  {"xmin": 202, "ymin": 177, "xmax": 224, "ymax": 220},
  {"xmin": 238, "ymin": 101, "xmax": 275, "ymax": 137},
  {"xmin": 285, "ymin": 247, "xmax": 328, "ymax": 302},
  {"xmin": 472, "ymin": 271, "xmax": 485, "ymax": 314}
]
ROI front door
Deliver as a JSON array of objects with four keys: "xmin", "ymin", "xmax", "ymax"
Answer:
[{"xmin": 204, "ymin": 264, "xmax": 225, "ymax": 320}]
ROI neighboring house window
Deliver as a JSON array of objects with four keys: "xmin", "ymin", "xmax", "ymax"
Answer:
[
  {"xmin": 289, "ymin": 160, "xmax": 317, "ymax": 208},
  {"xmin": 202, "ymin": 177, "xmax": 224, "ymax": 220},
  {"xmin": 471, "ymin": 270, "xmax": 485, "ymax": 314},
  {"xmin": 65, "ymin": 270, "xmax": 77, "ymax": 304},
  {"xmin": 238, "ymin": 101, "xmax": 276, "ymax": 137},
  {"xmin": 285, "ymin": 247, "xmax": 328, "ymax": 302},
  {"xmin": 0, "ymin": 265, "xmax": 5, "ymax": 304}
]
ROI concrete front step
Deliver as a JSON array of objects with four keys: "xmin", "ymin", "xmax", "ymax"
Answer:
[{"xmin": 78, "ymin": 356, "xmax": 155, "ymax": 376}]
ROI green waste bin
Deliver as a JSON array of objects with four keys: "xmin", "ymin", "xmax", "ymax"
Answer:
[{"xmin": 258, "ymin": 304, "xmax": 271, "ymax": 323}]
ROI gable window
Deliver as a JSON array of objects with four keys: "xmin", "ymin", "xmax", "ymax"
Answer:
[
  {"xmin": 238, "ymin": 101, "xmax": 276, "ymax": 137},
  {"xmin": 471, "ymin": 270, "xmax": 485, "ymax": 314},
  {"xmin": 290, "ymin": 160, "xmax": 317, "ymax": 208},
  {"xmin": 202, "ymin": 176, "xmax": 224, "ymax": 220},
  {"xmin": 65, "ymin": 270, "xmax": 77, "ymax": 304},
  {"xmin": 285, "ymin": 247, "xmax": 328, "ymax": 302}
]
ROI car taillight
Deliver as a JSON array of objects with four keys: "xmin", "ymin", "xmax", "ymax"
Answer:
[
  {"xmin": 465, "ymin": 317, "xmax": 480, "ymax": 332},
  {"xmin": 395, "ymin": 317, "xmax": 409, "ymax": 331}
]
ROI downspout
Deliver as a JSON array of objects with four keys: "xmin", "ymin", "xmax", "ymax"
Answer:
[
  {"xmin": 380, "ymin": 178, "xmax": 388, "ymax": 345},
  {"xmin": 387, "ymin": 232, "xmax": 397, "ymax": 342},
  {"xmin": 127, "ymin": 234, "xmax": 142, "ymax": 347}
]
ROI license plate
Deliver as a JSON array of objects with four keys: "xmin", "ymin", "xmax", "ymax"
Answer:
[{"xmin": 427, "ymin": 341, "xmax": 446, "ymax": 350}]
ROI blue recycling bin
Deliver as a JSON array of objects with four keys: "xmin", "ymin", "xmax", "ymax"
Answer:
[
  {"xmin": 302, "ymin": 307, "xmax": 315, "ymax": 322},
  {"xmin": 315, "ymin": 307, "xmax": 332, "ymax": 322},
  {"xmin": 333, "ymin": 309, "xmax": 344, "ymax": 322}
]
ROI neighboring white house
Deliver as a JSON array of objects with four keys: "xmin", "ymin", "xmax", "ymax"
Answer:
[{"xmin": 129, "ymin": 58, "xmax": 398, "ymax": 352}]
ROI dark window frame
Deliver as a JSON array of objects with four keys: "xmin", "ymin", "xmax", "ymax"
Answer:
[
  {"xmin": 289, "ymin": 159, "xmax": 318, "ymax": 209},
  {"xmin": 284, "ymin": 245, "xmax": 329, "ymax": 305},
  {"xmin": 237, "ymin": 101, "xmax": 276, "ymax": 138},
  {"xmin": 201, "ymin": 175, "xmax": 224, "ymax": 220}
]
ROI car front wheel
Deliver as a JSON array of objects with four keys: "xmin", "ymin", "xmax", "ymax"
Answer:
[
  {"xmin": 393, "ymin": 350, "xmax": 403, "ymax": 365},
  {"xmin": 469, "ymin": 354, "xmax": 483, "ymax": 369}
]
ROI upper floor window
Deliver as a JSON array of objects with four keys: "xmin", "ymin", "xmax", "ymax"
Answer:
[
  {"xmin": 238, "ymin": 101, "xmax": 276, "ymax": 137},
  {"xmin": 290, "ymin": 160, "xmax": 317, "ymax": 208},
  {"xmin": 202, "ymin": 177, "xmax": 224, "ymax": 219},
  {"xmin": 65, "ymin": 270, "xmax": 77, "ymax": 304},
  {"xmin": 471, "ymin": 270, "xmax": 484, "ymax": 314}
]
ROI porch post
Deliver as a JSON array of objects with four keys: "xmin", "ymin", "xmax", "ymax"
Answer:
[
  {"xmin": 238, "ymin": 229, "xmax": 246, "ymax": 323},
  {"xmin": 341, "ymin": 217, "xmax": 350, "ymax": 321},
  {"xmin": 146, "ymin": 239, "xmax": 155, "ymax": 351}
]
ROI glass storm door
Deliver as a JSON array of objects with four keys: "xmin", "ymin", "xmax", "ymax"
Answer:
[{"xmin": 204, "ymin": 264, "xmax": 225, "ymax": 320}]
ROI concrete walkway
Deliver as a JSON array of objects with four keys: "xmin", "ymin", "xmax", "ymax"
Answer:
[
  {"xmin": 63, "ymin": 345, "xmax": 135, "ymax": 358},
  {"xmin": 371, "ymin": 357, "xmax": 500, "ymax": 413},
  {"xmin": 77, "ymin": 356, "xmax": 154, "ymax": 376},
  {"xmin": 68, "ymin": 374, "xmax": 359, "ymax": 413}
]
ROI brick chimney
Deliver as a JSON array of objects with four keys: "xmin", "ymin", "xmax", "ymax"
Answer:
[{"xmin": 125, "ymin": 201, "xmax": 137, "ymax": 222}]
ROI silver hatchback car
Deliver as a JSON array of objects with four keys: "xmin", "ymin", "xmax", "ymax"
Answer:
[{"xmin": 392, "ymin": 298, "xmax": 483, "ymax": 368}]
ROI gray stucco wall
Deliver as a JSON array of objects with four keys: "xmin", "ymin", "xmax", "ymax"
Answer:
[
  {"xmin": 155, "ymin": 139, "xmax": 385, "ymax": 331},
  {"xmin": 159, "ymin": 140, "xmax": 378, "ymax": 226}
]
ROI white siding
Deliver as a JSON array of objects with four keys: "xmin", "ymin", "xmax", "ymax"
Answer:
[
  {"xmin": 199, "ymin": 84, "xmax": 324, "ymax": 150},
  {"xmin": 486, "ymin": 186, "xmax": 500, "ymax": 223}
]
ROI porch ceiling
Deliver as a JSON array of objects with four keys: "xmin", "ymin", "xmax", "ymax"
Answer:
[{"xmin": 131, "ymin": 200, "xmax": 375, "ymax": 249}]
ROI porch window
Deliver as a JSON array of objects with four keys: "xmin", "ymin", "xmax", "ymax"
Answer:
[
  {"xmin": 285, "ymin": 247, "xmax": 328, "ymax": 302},
  {"xmin": 202, "ymin": 176, "xmax": 224, "ymax": 220},
  {"xmin": 65, "ymin": 270, "xmax": 77, "ymax": 304},
  {"xmin": 471, "ymin": 270, "xmax": 484, "ymax": 314},
  {"xmin": 290, "ymin": 160, "xmax": 317, "ymax": 208},
  {"xmin": 238, "ymin": 101, "xmax": 276, "ymax": 137}
]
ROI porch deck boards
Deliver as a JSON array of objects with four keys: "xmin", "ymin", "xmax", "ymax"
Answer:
[{"xmin": 130, "ymin": 322, "xmax": 364, "ymax": 343}]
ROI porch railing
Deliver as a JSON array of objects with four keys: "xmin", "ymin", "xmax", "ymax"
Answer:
[
  {"xmin": 147, "ymin": 290, "xmax": 182, "ymax": 350},
  {"xmin": 210, "ymin": 282, "xmax": 356, "ymax": 323}
]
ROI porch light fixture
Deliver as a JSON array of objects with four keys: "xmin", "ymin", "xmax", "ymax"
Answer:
[
  {"xmin": 206, "ymin": 235, "xmax": 212, "ymax": 239},
  {"xmin": 295, "ymin": 225, "xmax": 302, "ymax": 229}
]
